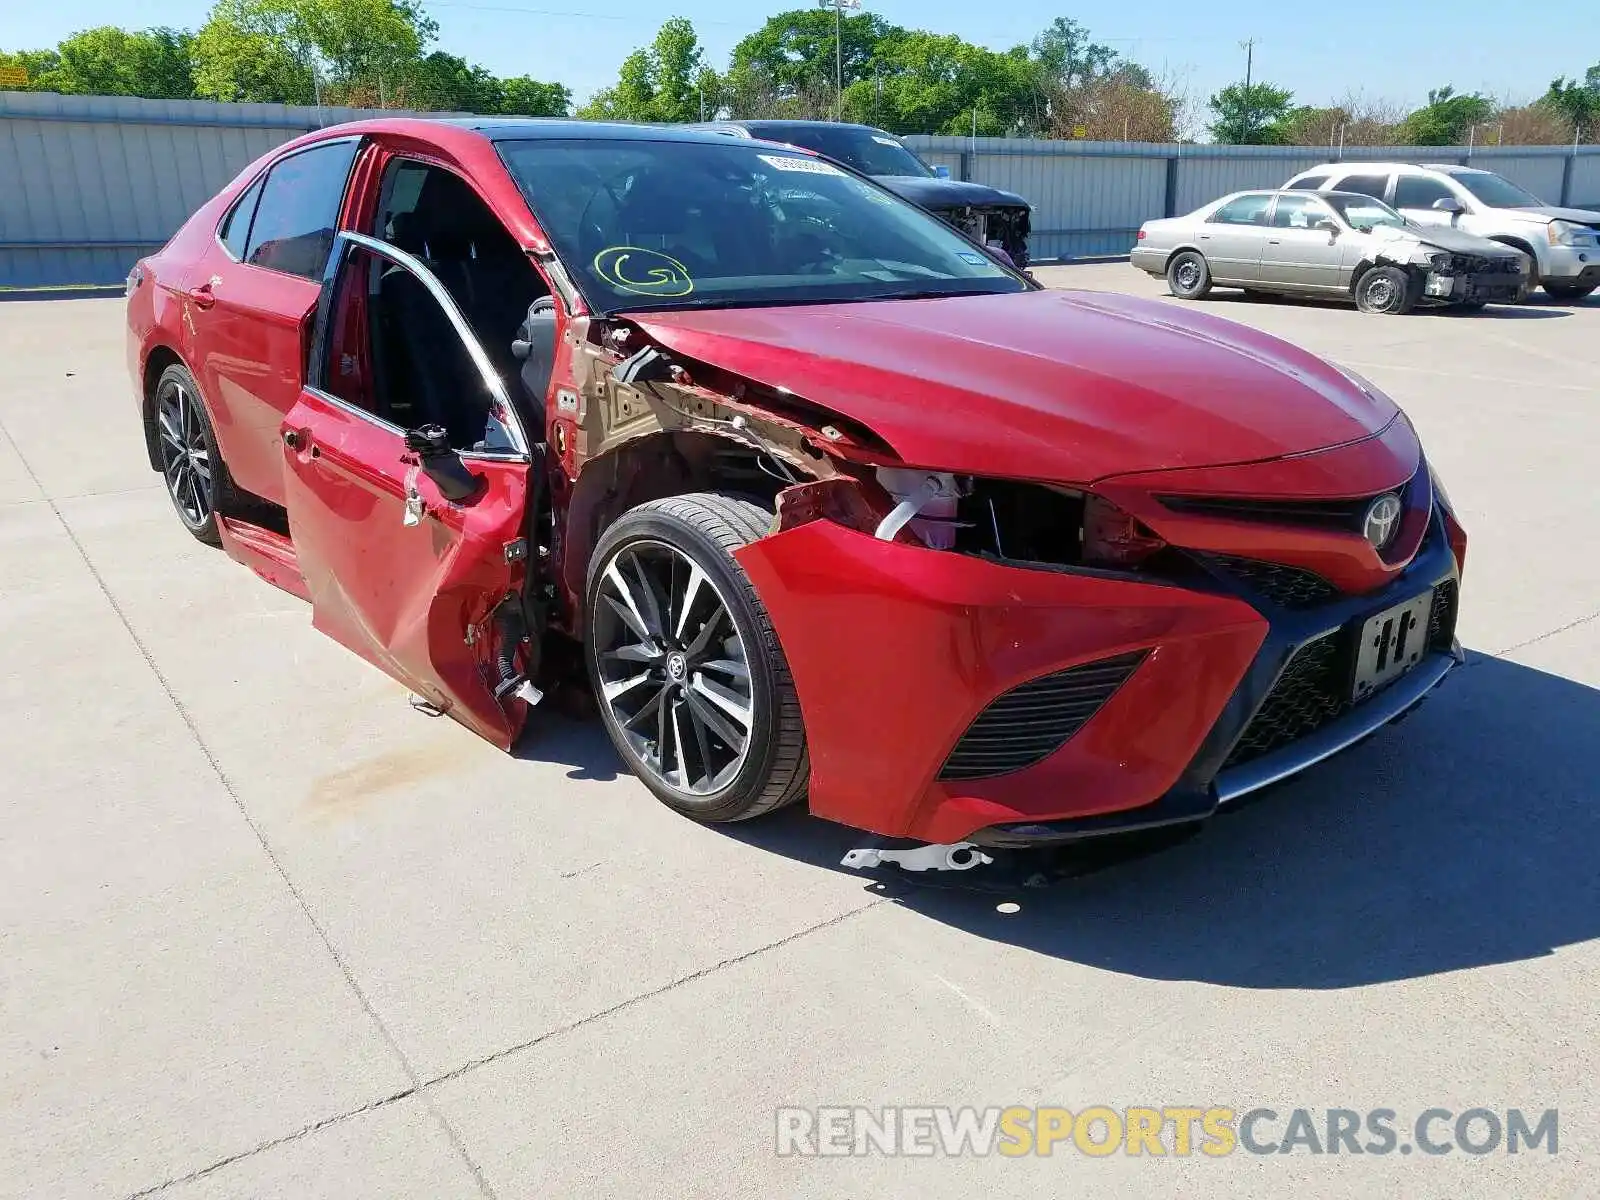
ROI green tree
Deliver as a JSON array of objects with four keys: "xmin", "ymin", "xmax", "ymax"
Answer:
[
  {"xmin": 1207, "ymin": 81, "xmax": 1295, "ymax": 144},
  {"xmin": 1030, "ymin": 17, "xmax": 1116, "ymax": 90},
  {"xmin": 401, "ymin": 50, "xmax": 500, "ymax": 110},
  {"xmin": 579, "ymin": 17, "xmax": 718, "ymax": 123},
  {"xmin": 727, "ymin": 8, "xmax": 901, "ymax": 102},
  {"xmin": 499, "ymin": 76, "xmax": 570, "ymax": 117},
  {"xmin": 1399, "ymin": 86, "xmax": 1494, "ymax": 145},
  {"xmin": 0, "ymin": 48, "xmax": 64, "ymax": 90},
  {"xmin": 847, "ymin": 31, "xmax": 1037, "ymax": 136},
  {"xmin": 9, "ymin": 28, "xmax": 196, "ymax": 98},
  {"xmin": 193, "ymin": 0, "xmax": 434, "ymax": 104},
  {"xmin": 1541, "ymin": 66, "xmax": 1600, "ymax": 135}
]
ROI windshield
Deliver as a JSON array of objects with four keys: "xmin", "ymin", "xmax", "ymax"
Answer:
[
  {"xmin": 756, "ymin": 126, "xmax": 934, "ymax": 178},
  {"xmin": 497, "ymin": 138, "xmax": 1024, "ymax": 314},
  {"xmin": 1324, "ymin": 193, "xmax": 1409, "ymax": 232},
  {"xmin": 1453, "ymin": 171, "xmax": 1544, "ymax": 208}
]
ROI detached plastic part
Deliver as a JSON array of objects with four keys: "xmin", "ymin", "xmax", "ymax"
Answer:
[{"xmin": 841, "ymin": 843, "xmax": 994, "ymax": 872}]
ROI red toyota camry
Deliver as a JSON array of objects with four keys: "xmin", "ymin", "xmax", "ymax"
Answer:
[{"xmin": 126, "ymin": 118, "xmax": 1467, "ymax": 854}]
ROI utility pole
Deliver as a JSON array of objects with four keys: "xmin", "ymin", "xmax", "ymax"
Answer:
[
  {"xmin": 1238, "ymin": 38, "xmax": 1255, "ymax": 142},
  {"xmin": 816, "ymin": 0, "xmax": 861, "ymax": 122}
]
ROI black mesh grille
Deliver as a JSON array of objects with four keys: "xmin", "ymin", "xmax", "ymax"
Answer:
[
  {"xmin": 1223, "ymin": 635, "xmax": 1349, "ymax": 769},
  {"xmin": 1205, "ymin": 555, "xmax": 1339, "ymax": 609},
  {"xmin": 939, "ymin": 651, "xmax": 1147, "ymax": 782}
]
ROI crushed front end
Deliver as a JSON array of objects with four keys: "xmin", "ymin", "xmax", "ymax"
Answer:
[{"xmin": 737, "ymin": 421, "xmax": 1466, "ymax": 846}]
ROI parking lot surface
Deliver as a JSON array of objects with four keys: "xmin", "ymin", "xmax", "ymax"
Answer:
[{"xmin": 1, "ymin": 265, "xmax": 1596, "ymax": 1199}]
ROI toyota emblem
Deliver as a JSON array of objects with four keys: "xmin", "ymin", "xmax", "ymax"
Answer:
[{"xmin": 1363, "ymin": 493, "xmax": 1402, "ymax": 549}]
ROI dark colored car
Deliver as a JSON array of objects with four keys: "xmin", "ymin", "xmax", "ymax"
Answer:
[
  {"xmin": 127, "ymin": 118, "xmax": 1466, "ymax": 859},
  {"xmin": 696, "ymin": 120, "xmax": 1033, "ymax": 268}
]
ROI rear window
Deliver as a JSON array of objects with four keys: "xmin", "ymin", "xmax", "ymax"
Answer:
[
  {"xmin": 244, "ymin": 140, "xmax": 359, "ymax": 280},
  {"xmin": 1333, "ymin": 173, "xmax": 1391, "ymax": 201},
  {"xmin": 1210, "ymin": 195, "xmax": 1272, "ymax": 225}
]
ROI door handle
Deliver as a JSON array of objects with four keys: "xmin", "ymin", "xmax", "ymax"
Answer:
[{"xmin": 187, "ymin": 283, "xmax": 216, "ymax": 310}]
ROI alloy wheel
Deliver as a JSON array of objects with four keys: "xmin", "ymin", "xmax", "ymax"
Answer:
[
  {"xmin": 593, "ymin": 540, "xmax": 755, "ymax": 796},
  {"xmin": 156, "ymin": 381, "xmax": 212, "ymax": 529}
]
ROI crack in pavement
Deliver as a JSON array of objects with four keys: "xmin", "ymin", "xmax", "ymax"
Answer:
[
  {"xmin": 1493, "ymin": 608, "xmax": 1600, "ymax": 656},
  {"xmin": 0, "ymin": 416, "xmax": 497, "ymax": 1199}
]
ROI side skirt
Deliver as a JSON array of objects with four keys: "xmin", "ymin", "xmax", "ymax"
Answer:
[{"xmin": 219, "ymin": 517, "xmax": 309, "ymax": 602}]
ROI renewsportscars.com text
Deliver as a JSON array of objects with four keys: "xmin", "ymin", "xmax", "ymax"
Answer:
[{"xmin": 775, "ymin": 1106, "xmax": 1559, "ymax": 1158}]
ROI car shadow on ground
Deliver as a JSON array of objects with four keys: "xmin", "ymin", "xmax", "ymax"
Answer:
[
  {"xmin": 1193, "ymin": 290, "xmax": 1572, "ymax": 319},
  {"xmin": 711, "ymin": 652, "xmax": 1600, "ymax": 989}
]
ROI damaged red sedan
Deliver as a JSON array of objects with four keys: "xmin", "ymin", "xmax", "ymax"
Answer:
[{"xmin": 127, "ymin": 119, "xmax": 1467, "ymax": 853}]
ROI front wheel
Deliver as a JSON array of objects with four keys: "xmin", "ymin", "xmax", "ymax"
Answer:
[
  {"xmin": 1166, "ymin": 251, "xmax": 1212, "ymax": 300},
  {"xmin": 585, "ymin": 493, "xmax": 808, "ymax": 823},
  {"xmin": 1543, "ymin": 281, "xmax": 1597, "ymax": 302},
  {"xmin": 1355, "ymin": 266, "xmax": 1419, "ymax": 315}
]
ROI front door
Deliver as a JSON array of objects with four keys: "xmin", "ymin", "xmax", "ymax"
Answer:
[
  {"xmin": 279, "ymin": 232, "xmax": 536, "ymax": 748},
  {"xmin": 188, "ymin": 138, "xmax": 361, "ymax": 505},
  {"xmin": 1258, "ymin": 194, "xmax": 1347, "ymax": 292}
]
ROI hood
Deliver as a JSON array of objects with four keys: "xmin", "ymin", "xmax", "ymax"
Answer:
[
  {"xmin": 877, "ymin": 176, "xmax": 1029, "ymax": 212},
  {"xmin": 1368, "ymin": 224, "xmax": 1522, "ymax": 256},
  {"xmin": 1499, "ymin": 205, "xmax": 1600, "ymax": 226},
  {"xmin": 625, "ymin": 290, "xmax": 1401, "ymax": 484}
]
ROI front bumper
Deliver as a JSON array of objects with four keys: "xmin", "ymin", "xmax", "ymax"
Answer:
[
  {"xmin": 1542, "ymin": 245, "xmax": 1599, "ymax": 285},
  {"xmin": 1422, "ymin": 268, "xmax": 1526, "ymax": 304},
  {"xmin": 737, "ymin": 507, "xmax": 1462, "ymax": 846}
]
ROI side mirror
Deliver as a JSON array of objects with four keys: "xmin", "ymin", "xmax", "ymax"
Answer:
[
  {"xmin": 934, "ymin": 164, "xmax": 951, "ymax": 179},
  {"xmin": 1314, "ymin": 218, "xmax": 1340, "ymax": 236},
  {"xmin": 404, "ymin": 424, "xmax": 482, "ymax": 503},
  {"xmin": 1431, "ymin": 197, "xmax": 1465, "ymax": 213}
]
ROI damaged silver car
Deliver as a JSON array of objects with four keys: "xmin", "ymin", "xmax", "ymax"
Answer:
[{"xmin": 1133, "ymin": 189, "xmax": 1529, "ymax": 314}]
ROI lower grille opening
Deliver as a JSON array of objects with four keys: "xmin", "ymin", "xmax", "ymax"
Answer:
[
  {"xmin": 939, "ymin": 650, "xmax": 1147, "ymax": 782},
  {"xmin": 1203, "ymin": 554, "xmax": 1338, "ymax": 609},
  {"xmin": 1223, "ymin": 577, "xmax": 1460, "ymax": 771}
]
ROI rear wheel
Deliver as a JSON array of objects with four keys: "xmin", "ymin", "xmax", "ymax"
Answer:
[
  {"xmin": 1543, "ymin": 280, "xmax": 1597, "ymax": 302},
  {"xmin": 152, "ymin": 364, "xmax": 227, "ymax": 546},
  {"xmin": 1166, "ymin": 251, "xmax": 1212, "ymax": 300},
  {"xmin": 1355, "ymin": 265, "xmax": 1419, "ymax": 315},
  {"xmin": 586, "ymin": 493, "xmax": 808, "ymax": 823}
]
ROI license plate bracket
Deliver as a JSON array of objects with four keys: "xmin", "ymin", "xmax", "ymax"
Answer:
[{"xmin": 1350, "ymin": 591, "xmax": 1433, "ymax": 702}]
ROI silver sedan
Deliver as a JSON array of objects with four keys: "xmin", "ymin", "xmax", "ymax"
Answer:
[{"xmin": 1132, "ymin": 189, "xmax": 1528, "ymax": 314}]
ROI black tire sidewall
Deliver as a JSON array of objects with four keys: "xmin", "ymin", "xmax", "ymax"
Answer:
[
  {"xmin": 1358, "ymin": 266, "xmax": 1412, "ymax": 315},
  {"xmin": 584, "ymin": 500, "xmax": 787, "ymax": 822},
  {"xmin": 155, "ymin": 363, "xmax": 223, "ymax": 545},
  {"xmin": 1167, "ymin": 251, "xmax": 1209, "ymax": 299}
]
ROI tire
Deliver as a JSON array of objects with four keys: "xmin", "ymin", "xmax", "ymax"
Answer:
[
  {"xmin": 151, "ymin": 363, "xmax": 230, "ymax": 546},
  {"xmin": 585, "ymin": 492, "xmax": 808, "ymax": 823},
  {"xmin": 1355, "ymin": 265, "xmax": 1419, "ymax": 315},
  {"xmin": 1543, "ymin": 281, "xmax": 1597, "ymax": 302},
  {"xmin": 1165, "ymin": 250, "xmax": 1212, "ymax": 300}
]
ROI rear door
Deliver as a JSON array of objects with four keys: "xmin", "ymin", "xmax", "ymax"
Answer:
[
  {"xmin": 186, "ymin": 138, "xmax": 361, "ymax": 505},
  {"xmin": 279, "ymin": 232, "xmax": 535, "ymax": 749},
  {"xmin": 1258, "ymin": 194, "xmax": 1345, "ymax": 291},
  {"xmin": 1196, "ymin": 194, "xmax": 1272, "ymax": 282}
]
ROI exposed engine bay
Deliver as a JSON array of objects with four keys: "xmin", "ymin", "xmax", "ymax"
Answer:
[{"xmin": 936, "ymin": 205, "xmax": 1032, "ymax": 269}]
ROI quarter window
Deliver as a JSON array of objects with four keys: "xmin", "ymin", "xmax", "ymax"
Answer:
[
  {"xmin": 244, "ymin": 140, "xmax": 359, "ymax": 280},
  {"xmin": 219, "ymin": 175, "xmax": 264, "ymax": 260},
  {"xmin": 1211, "ymin": 195, "xmax": 1273, "ymax": 225},
  {"xmin": 1333, "ymin": 173, "xmax": 1391, "ymax": 201},
  {"xmin": 1286, "ymin": 174, "xmax": 1330, "ymax": 191},
  {"xmin": 1393, "ymin": 175, "xmax": 1458, "ymax": 210}
]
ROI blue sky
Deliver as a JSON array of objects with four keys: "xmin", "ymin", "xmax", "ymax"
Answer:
[{"xmin": 9, "ymin": 0, "xmax": 1599, "ymax": 122}]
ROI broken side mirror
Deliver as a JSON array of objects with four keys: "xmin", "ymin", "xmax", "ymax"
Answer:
[
  {"xmin": 404, "ymin": 424, "xmax": 482, "ymax": 503},
  {"xmin": 1314, "ymin": 219, "xmax": 1340, "ymax": 236}
]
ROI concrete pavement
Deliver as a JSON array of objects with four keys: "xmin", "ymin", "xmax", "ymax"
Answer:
[{"xmin": 1, "ymin": 271, "xmax": 1596, "ymax": 1198}]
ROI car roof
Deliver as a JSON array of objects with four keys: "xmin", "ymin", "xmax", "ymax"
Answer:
[
  {"xmin": 719, "ymin": 119, "xmax": 891, "ymax": 135},
  {"xmin": 434, "ymin": 117, "xmax": 771, "ymax": 147},
  {"xmin": 1295, "ymin": 162, "xmax": 1489, "ymax": 177}
]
